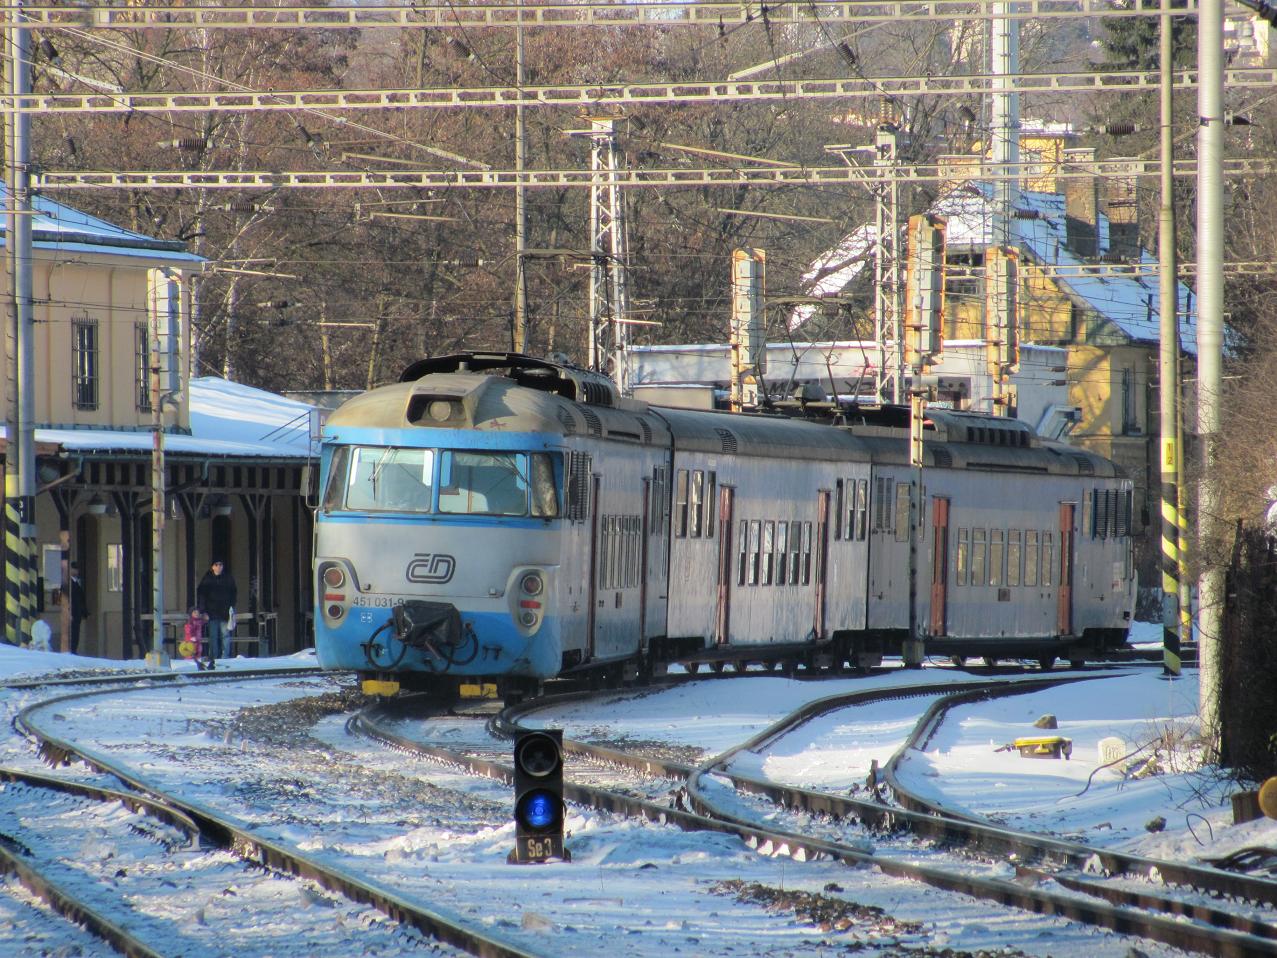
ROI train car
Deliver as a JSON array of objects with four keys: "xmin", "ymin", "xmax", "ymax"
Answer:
[{"xmin": 312, "ymin": 353, "xmax": 1134, "ymax": 694}]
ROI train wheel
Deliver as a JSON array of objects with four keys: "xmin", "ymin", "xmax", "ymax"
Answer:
[
  {"xmin": 982, "ymin": 656, "xmax": 997, "ymax": 669},
  {"xmin": 711, "ymin": 661, "xmax": 726, "ymax": 674},
  {"xmin": 950, "ymin": 655, "xmax": 967, "ymax": 668},
  {"xmin": 1038, "ymin": 655, "xmax": 1056, "ymax": 671},
  {"xmin": 1069, "ymin": 659, "xmax": 1086, "ymax": 670},
  {"xmin": 686, "ymin": 661, "xmax": 699, "ymax": 675}
]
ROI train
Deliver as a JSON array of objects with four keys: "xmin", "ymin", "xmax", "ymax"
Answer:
[{"xmin": 312, "ymin": 352, "xmax": 1135, "ymax": 695}]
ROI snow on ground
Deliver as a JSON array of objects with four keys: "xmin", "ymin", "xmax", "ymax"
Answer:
[{"xmin": 0, "ymin": 625, "xmax": 1270, "ymax": 957}]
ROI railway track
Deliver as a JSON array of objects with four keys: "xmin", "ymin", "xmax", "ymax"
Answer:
[
  {"xmin": 356, "ymin": 673, "xmax": 1276, "ymax": 958},
  {"xmin": 7, "ymin": 670, "xmax": 531, "ymax": 958}
]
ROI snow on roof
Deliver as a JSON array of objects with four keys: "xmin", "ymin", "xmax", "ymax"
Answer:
[
  {"xmin": 30, "ymin": 377, "xmax": 319, "ymax": 459},
  {"xmin": 1, "ymin": 186, "xmax": 203, "ymax": 264},
  {"xmin": 793, "ymin": 181, "xmax": 1197, "ymax": 354}
]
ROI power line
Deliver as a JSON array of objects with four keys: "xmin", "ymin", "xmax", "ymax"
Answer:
[
  {"xmin": 9, "ymin": 1, "xmax": 1219, "ymax": 31},
  {"xmin": 35, "ymin": 157, "xmax": 1275, "ymax": 190},
  {"xmin": 16, "ymin": 66, "xmax": 1273, "ymax": 114}
]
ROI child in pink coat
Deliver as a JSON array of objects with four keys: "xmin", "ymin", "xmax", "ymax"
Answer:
[{"xmin": 181, "ymin": 608, "xmax": 205, "ymax": 663}]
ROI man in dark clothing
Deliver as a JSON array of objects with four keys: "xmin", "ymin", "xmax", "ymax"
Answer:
[
  {"xmin": 68, "ymin": 563, "xmax": 87, "ymax": 654},
  {"xmin": 196, "ymin": 559, "xmax": 237, "ymax": 668}
]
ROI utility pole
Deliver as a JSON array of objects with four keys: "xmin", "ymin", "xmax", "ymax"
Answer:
[
  {"xmin": 1196, "ymin": 0, "xmax": 1225, "ymax": 755},
  {"xmin": 875, "ymin": 120, "xmax": 901, "ymax": 403},
  {"xmin": 990, "ymin": 1, "xmax": 1021, "ymax": 249},
  {"xmin": 903, "ymin": 213, "xmax": 945, "ymax": 669},
  {"xmin": 5, "ymin": 4, "xmax": 35, "ymax": 646},
  {"xmin": 985, "ymin": 245, "xmax": 1019, "ymax": 415},
  {"xmin": 512, "ymin": 0, "xmax": 528, "ymax": 353},
  {"xmin": 574, "ymin": 115, "xmax": 632, "ymax": 394},
  {"xmin": 1158, "ymin": 5, "xmax": 1184, "ymax": 678},
  {"xmin": 729, "ymin": 248, "xmax": 766, "ymax": 412},
  {"xmin": 148, "ymin": 271, "xmax": 171, "ymax": 668}
]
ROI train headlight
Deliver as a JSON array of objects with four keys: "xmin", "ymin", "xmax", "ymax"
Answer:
[
  {"xmin": 520, "ymin": 573, "xmax": 544, "ymax": 597},
  {"xmin": 323, "ymin": 565, "xmax": 346, "ymax": 589}
]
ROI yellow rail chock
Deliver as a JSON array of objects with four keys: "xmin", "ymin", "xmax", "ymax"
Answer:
[
  {"xmin": 459, "ymin": 682, "xmax": 498, "ymax": 699},
  {"xmin": 1012, "ymin": 736, "xmax": 1072, "ymax": 759}
]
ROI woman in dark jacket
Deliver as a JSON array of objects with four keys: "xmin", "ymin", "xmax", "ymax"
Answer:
[{"xmin": 196, "ymin": 559, "xmax": 237, "ymax": 667}]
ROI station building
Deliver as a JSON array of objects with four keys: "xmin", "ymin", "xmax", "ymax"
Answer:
[{"xmin": 0, "ymin": 190, "xmax": 319, "ymax": 658}]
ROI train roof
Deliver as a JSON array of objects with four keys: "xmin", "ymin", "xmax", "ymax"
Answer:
[{"xmin": 328, "ymin": 353, "xmax": 1123, "ymax": 479}]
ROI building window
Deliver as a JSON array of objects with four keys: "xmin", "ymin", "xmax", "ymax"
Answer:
[
  {"xmin": 106, "ymin": 543, "xmax": 124, "ymax": 592},
  {"xmin": 135, "ymin": 323, "xmax": 151, "ymax": 411},
  {"xmin": 73, "ymin": 316, "xmax": 99, "ymax": 410},
  {"xmin": 1121, "ymin": 367, "xmax": 1138, "ymax": 434}
]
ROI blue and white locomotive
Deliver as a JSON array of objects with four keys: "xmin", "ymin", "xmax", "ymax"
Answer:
[{"xmin": 313, "ymin": 353, "xmax": 1135, "ymax": 693}]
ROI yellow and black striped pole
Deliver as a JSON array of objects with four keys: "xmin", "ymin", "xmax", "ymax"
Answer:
[
  {"xmin": 1160, "ymin": 436, "xmax": 1182, "ymax": 675},
  {"xmin": 3, "ymin": 483, "xmax": 20, "ymax": 645},
  {"xmin": 1157, "ymin": 9, "xmax": 1181, "ymax": 677}
]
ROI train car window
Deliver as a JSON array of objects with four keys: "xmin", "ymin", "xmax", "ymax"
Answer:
[
  {"xmin": 990, "ymin": 530, "xmax": 1005, "ymax": 586},
  {"xmin": 690, "ymin": 470, "xmax": 704, "ymax": 537},
  {"xmin": 738, "ymin": 520, "xmax": 748, "ymax": 586},
  {"xmin": 1042, "ymin": 532, "xmax": 1054, "ymax": 587},
  {"xmin": 748, "ymin": 520, "xmax": 761, "ymax": 585},
  {"xmin": 776, "ymin": 522, "xmax": 789, "ymax": 585},
  {"xmin": 675, "ymin": 470, "xmax": 690, "ymax": 538},
  {"xmin": 1007, "ymin": 530, "xmax": 1022, "ymax": 586},
  {"xmin": 649, "ymin": 469, "xmax": 666, "ymax": 537},
  {"xmin": 321, "ymin": 446, "xmax": 351, "ymax": 512},
  {"xmin": 874, "ymin": 478, "xmax": 890, "ymax": 531},
  {"xmin": 894, "ymin": 483, "xmax": 910, "ymax": 542},
  {"xmin": 347, "ymin": 446, "xmax": 436, "ymax": 513},
  {"xmin": 834, "ymin": 480, "xmax": 844, "ymax": 541},
  {"xmin": 439, "ymin": 451, "xmax": 529, "ymax": 516},
  {"xmin": 801, "ymin": 522, "xmax": 813, "ymax": 585},
  {"xmin": 1119, "ymin": 488, "xmax": 1133, "ymax": 537},
  {"xmin": 1025, "ymin": 530, "xmax": 1039, "ymax": 586},
  {"xmin": 971, "ymin": 529, "xmax": 987, "ymax": 586},
  {"xmin": 1084, "ymin": 489, "xmax": 1094, "ymax": 539},
  {"xmin": 956, "ymin": 528, "xmax": 969, "ymax": 586},
  {"xmin": 530, "ymin": 454, "xmax": 560, "ymax": 518},
  {"xmin": 705, "ymin": 472, "xmax": 717, "ymax": 537},
  {"xmin": 762, "ymin": 521, "xmax": 775, "ymax": 585},
  {"xmin": 855, "ymin": 479, "xmax": 868, "ymax": 541},
  {"xmin": 789, "ymin": 520, "xmax": 802, "ymax": 583},
  {"xmin": 845, "ymin": 479, "xmax": 856, "ymax": 541}
]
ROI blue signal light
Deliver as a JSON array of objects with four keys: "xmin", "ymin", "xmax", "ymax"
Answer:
[{"xmin": 519, "ymin": 789, "xmax": 559, "ymax": 830}]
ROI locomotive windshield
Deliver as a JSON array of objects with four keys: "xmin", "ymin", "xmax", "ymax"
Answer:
[{"xmin": 322, "ymin": 445, "xmax": 559, "ymax": 518}]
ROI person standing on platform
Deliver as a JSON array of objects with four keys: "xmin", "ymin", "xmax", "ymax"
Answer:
[
  {"xmin": 196, "ymin": 559, "xmax": 237, "ymax": 669},
  {"xmin": 68, "ymin": 563, "xmax": 88, "ymax": 655}
]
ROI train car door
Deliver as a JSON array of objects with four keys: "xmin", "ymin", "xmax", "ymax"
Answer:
[
  {"xmin": 930, "ymin": 496, "xmax": 950, "ymax": 636},
  {"xmin": 639, "ymin": 478, "xmax": 651, "ymax": 649},
  {"xmin": 587, "ymin": 475, "xmax": 601, "ymax": 659},
  {"xmin": 715, "ymin": 486, "xmax": 734, "ymax": 645},
  {"xmin": 1057, "ymin": 502, "xmax": 1075, "ymax": 636},
  {"xmin": 814, "ymin": 489, "xmax": 830, "ymax": 640}
]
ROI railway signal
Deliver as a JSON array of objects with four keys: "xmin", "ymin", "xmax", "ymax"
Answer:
[{"xmin": 509, "ymin": 729, "xmax": 570, "ymax": 864}]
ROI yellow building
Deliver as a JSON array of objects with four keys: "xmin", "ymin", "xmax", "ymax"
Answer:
[{"xmin": 935, "ymin": 156, "xmax": 1194, "ymax": 581}]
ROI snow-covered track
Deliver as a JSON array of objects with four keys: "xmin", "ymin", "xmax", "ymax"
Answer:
[
  {"xmin": 880, "ymin": 681, "xmax": 1277, "ymax": 910},
  {"xmin": 14, "ymin": 676, "xmax": 540, "ymax": 958},
  {"xmin": 367, "ymin": 684, "xmax": 1276, "ymax": 958}
]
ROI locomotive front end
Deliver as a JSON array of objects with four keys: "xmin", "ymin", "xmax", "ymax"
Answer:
[{"xmin": 312, "ymin": 372, "xmax": 571, "ymax": 686}]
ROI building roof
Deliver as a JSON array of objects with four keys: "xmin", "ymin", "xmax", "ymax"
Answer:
[
  {"xmin": 25, "ymin": 378, "xmax": 319, "ymax": 460},
  {"xmin": 0, "ymin": 186, "xmax": 203, "ymax": 264},
  {"xmin": 793, "ymin": 181, "xmax": 1197, "ymax": 355}
]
